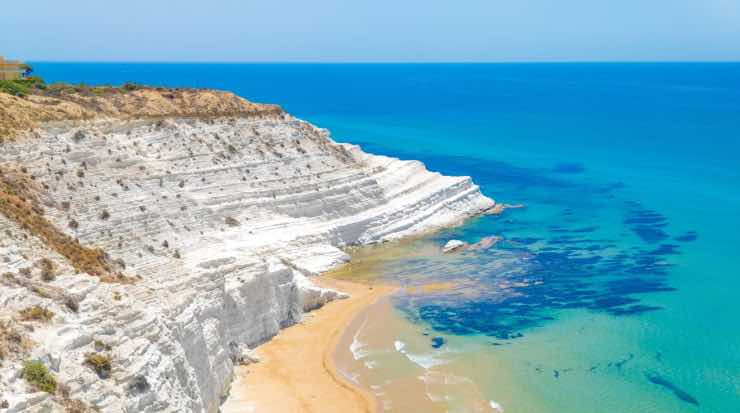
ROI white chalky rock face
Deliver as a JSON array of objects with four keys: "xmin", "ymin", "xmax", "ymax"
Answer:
[{"xmin": 0, "ymin": 113, "xmax": 494, "ymax": 412}]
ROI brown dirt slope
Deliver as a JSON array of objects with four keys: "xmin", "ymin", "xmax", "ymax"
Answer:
[
  {"xmin": 0, "ymin": 86, "xmax": 281, "ymax": 278},
  {"xmin": 0, "ymin": 86, "xmax": 282, "ymax": 140},
  {"xmin": 0, "ymin": 169, "xmax": 127, "ymax": 282}
]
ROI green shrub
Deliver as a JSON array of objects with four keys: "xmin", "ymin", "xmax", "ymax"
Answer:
[
  {"xmin": 19, "ymin": 76, "xmax": 46, "ymax": 89},
  {"xmin": 38, "ymin": 258, "xmax": 56, "ymax": 281},
  {"xmin": 22, "ymin": 360, "xmax": 57, "ymax": 393},
  {"xmin": 121, "ymin": 82, "xmax": 141, "ymax": 92},
  {"xmin": 0, "ymin": 77, "xmax": 46, "ymax": 97},
  {"xmin": 93, "ymin": 340, "xmax": 112, "ymax": 352},
  {"xmin": 84, "ymin": 353, "xmax": 112, "ymax": 379},
  {"xmin": 18, "ymin": 306, "xmax": 54, "ymax": 322},
  {"xmin": 0, "ymin": 80, "xmax": 30, "ymax": 97}
]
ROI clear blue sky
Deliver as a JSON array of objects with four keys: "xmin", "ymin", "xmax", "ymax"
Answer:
[{"xmin": 2, "ymin": 0, "xmax": 739, "ymax": 62}]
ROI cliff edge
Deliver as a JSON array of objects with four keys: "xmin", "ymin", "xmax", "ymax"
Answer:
[
  {"xmin": 0, "ymin": 86, "xmax": 494, "ymax": 412},
  {"xmin": 0, "ymin": 85, "xmax": 280, "ymax": 140}
]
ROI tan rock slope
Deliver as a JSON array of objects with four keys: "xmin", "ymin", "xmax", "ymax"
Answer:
[
  {"xmin": 0, "ymin": 86, "xmax": 494, "ymax": 412},
  {"xmin": 0, "ymin": 86, "xmax": 280, "ymax": 140}
]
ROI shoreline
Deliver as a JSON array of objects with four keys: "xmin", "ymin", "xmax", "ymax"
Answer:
[
  {"xmin": 1, "ymin": 83, "xmax": 494, "ymax": 412},
  {"xmin": 222, "ymin": 277, "xmax": 398, "ymax": 413}
]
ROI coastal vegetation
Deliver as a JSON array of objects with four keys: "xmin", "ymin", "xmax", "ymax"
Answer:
[
  {"xmin": 0, "ymin": 171, "xmax": 122, "ymax": 281},
  {"xmin": 38, "ymin": 257, "xmax": 56, "ymax": 281},
  {"xmin": 0, "ymin": 64, "xmax": 143, "ymax": 98},
  {"xmin": 93, "ymin": 340, "xmax": 112, "ymax": 352},
  {"xmin": 0, "ymin": 77, "xmax": 46, "ymax": 97},
  {"xmin": 18, "ymin": 306, "xmax": 54, "ymax": 322},
  {"xmin": 0, "ymin": 79, "xmax": 494, "ymax": 412},
  {"xmin": 84, "ymin": 353, "xmax": 112, "ymax": 379},
  {"xmin": 0, "ymin": 80, "xmax": 281, "ymax": 141},
  {"xmin": 0, "ymin": 321, "xmax": 32, "ymax": 365},
  {"xmin": 22, "ymin": 360, "xmax": 57, "ymax": 393}
]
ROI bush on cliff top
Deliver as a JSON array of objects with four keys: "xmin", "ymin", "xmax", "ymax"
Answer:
[
  {"xmin": 0, "ymin": 75, "xmax": 144, "ymax": 99},
  {"xmin": 0, "ymin": 77, "xmax": 46, "ymax": 97}
]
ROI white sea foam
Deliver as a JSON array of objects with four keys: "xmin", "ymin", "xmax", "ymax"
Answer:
[
  {"xmin": 490, "ymin": 400, "xmax": 504, "ymax": 411},
  {"xmin": 364, "ymin": 360, "xmax": 379, "ymax": 369},
  {"xmin": 405, "ymin": 352, "xmax": 449, "ymax": 369},
  {"xmin": 347, "ymin": 373, "xmax": 360, "ymax": 384},
  {"xmin": 350, "ymin": 318, "xmax": 370, "ymax": 359},
  {"xmin": 335, "ymin": 365, "xmax": 361, "ymax": 385},
  {"xmin": 394, "ymin": 339, "xmax": 450, "ymax": 369}
]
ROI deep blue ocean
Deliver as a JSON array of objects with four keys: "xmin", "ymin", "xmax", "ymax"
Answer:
[{"xmin": 33, "ymin": 63, "xmax": 740, "ymax": 412}]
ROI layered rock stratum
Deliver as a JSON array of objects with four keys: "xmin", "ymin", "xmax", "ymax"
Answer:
[{"xmin": 0, "ymin": 87, "xmax": 494, "ymax": 412}]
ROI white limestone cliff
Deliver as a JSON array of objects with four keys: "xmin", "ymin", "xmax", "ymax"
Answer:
[{"xmin": 0, "ymin": 106, "xmax": 494, "ymax": 412}]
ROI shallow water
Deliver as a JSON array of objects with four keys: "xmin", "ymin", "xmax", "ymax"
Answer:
[{"xmin": 36, "ymin": 62, "xmax": 740, "ymax": 412}]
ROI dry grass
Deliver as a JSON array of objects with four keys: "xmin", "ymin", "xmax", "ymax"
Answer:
[
  {"xmin": 1, "ymin": 86, "xmax": 283, "ymax": 141},
  {"xmin": 62, "ymin": 398, "xmax": 92, "ymax": 413},
  {"xmin": 0, "ymin": 172, "xmax": 132, "ymax": 283},
  {"xmin": 84, "ymin": 353, "xmax": 112, "ymax": 379},
  {"xmin": 18, "ymin": 306, "xmax": 54, "ymax": 322},
  {"xmin": 0, "ymin": 321, "xmax": 33, "ymax": 364},
  {"xmin": 38, "ymin": 257, "xmax": 56, "ymax": 281}
]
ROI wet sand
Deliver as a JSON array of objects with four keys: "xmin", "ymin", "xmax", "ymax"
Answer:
[
  {"xmin": 322, "ymin": 241, "xmax": 502, "ymax": 413},
  {"xmin": 333, "ymin": 294, "xmax": 501, "ymax": 413},
  {"xmin": 222, "ymin": 277, "xmax": 397, "ymax": 413}
]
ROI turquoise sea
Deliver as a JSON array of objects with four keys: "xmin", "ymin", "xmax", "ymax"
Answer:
[{"xmin": 34, "ymin": 63, "xmax": 740, "ymax": 412}]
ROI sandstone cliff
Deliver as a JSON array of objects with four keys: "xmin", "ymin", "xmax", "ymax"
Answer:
[{"xmin": 0, "ymin": 87, "xmax": 494, "ymax": 412}]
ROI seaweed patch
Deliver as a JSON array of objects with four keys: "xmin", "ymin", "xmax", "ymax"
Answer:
[{"xmin": 646, "ymin": 373, "xmax": 699, "ymax": 406}]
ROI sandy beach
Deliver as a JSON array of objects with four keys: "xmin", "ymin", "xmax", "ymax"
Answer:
[{"xmin": 222, "ymin": 278, "xmax": 397, "ymax": 413}]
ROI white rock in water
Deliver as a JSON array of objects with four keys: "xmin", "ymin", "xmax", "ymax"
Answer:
[{"xmin": 443, "ymin": 240, "xmax": 467, "ymax": 253}]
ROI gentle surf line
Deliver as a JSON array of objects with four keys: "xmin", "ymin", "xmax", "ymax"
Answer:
[{"xmin": 223, "ymin": 278, "xmax": 398, "ymax": 413}]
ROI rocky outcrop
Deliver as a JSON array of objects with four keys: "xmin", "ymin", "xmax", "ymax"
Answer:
[
  {"xmin": 0, "ymin": 89, "xmax": 494, "ymax": 412},
  {"xmin": 442, "ymin": 240, "xmax": 467, "ymax": 253},
  {"xmin": 441, "ymin": 236, "xmax": 502, "ymax": 253}
]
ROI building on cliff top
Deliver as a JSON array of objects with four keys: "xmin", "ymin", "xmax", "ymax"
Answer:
[{"xmin": 0, "ymin": 56, "xmax": 26, "ymax": 80}]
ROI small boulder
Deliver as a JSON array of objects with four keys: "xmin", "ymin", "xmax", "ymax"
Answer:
[{"xmin": 230, "ymin": 343, "xmax": 260, "ymax": 365}]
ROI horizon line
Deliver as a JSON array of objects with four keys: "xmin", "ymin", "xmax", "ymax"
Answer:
[{"xmin": 24, "ymin": 59, "xmax": 740, "ymax": 65}]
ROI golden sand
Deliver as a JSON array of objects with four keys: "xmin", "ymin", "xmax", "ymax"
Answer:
[{"xmin": 222, "ymin": 278, "xmax": 397, "ymax": 413}]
